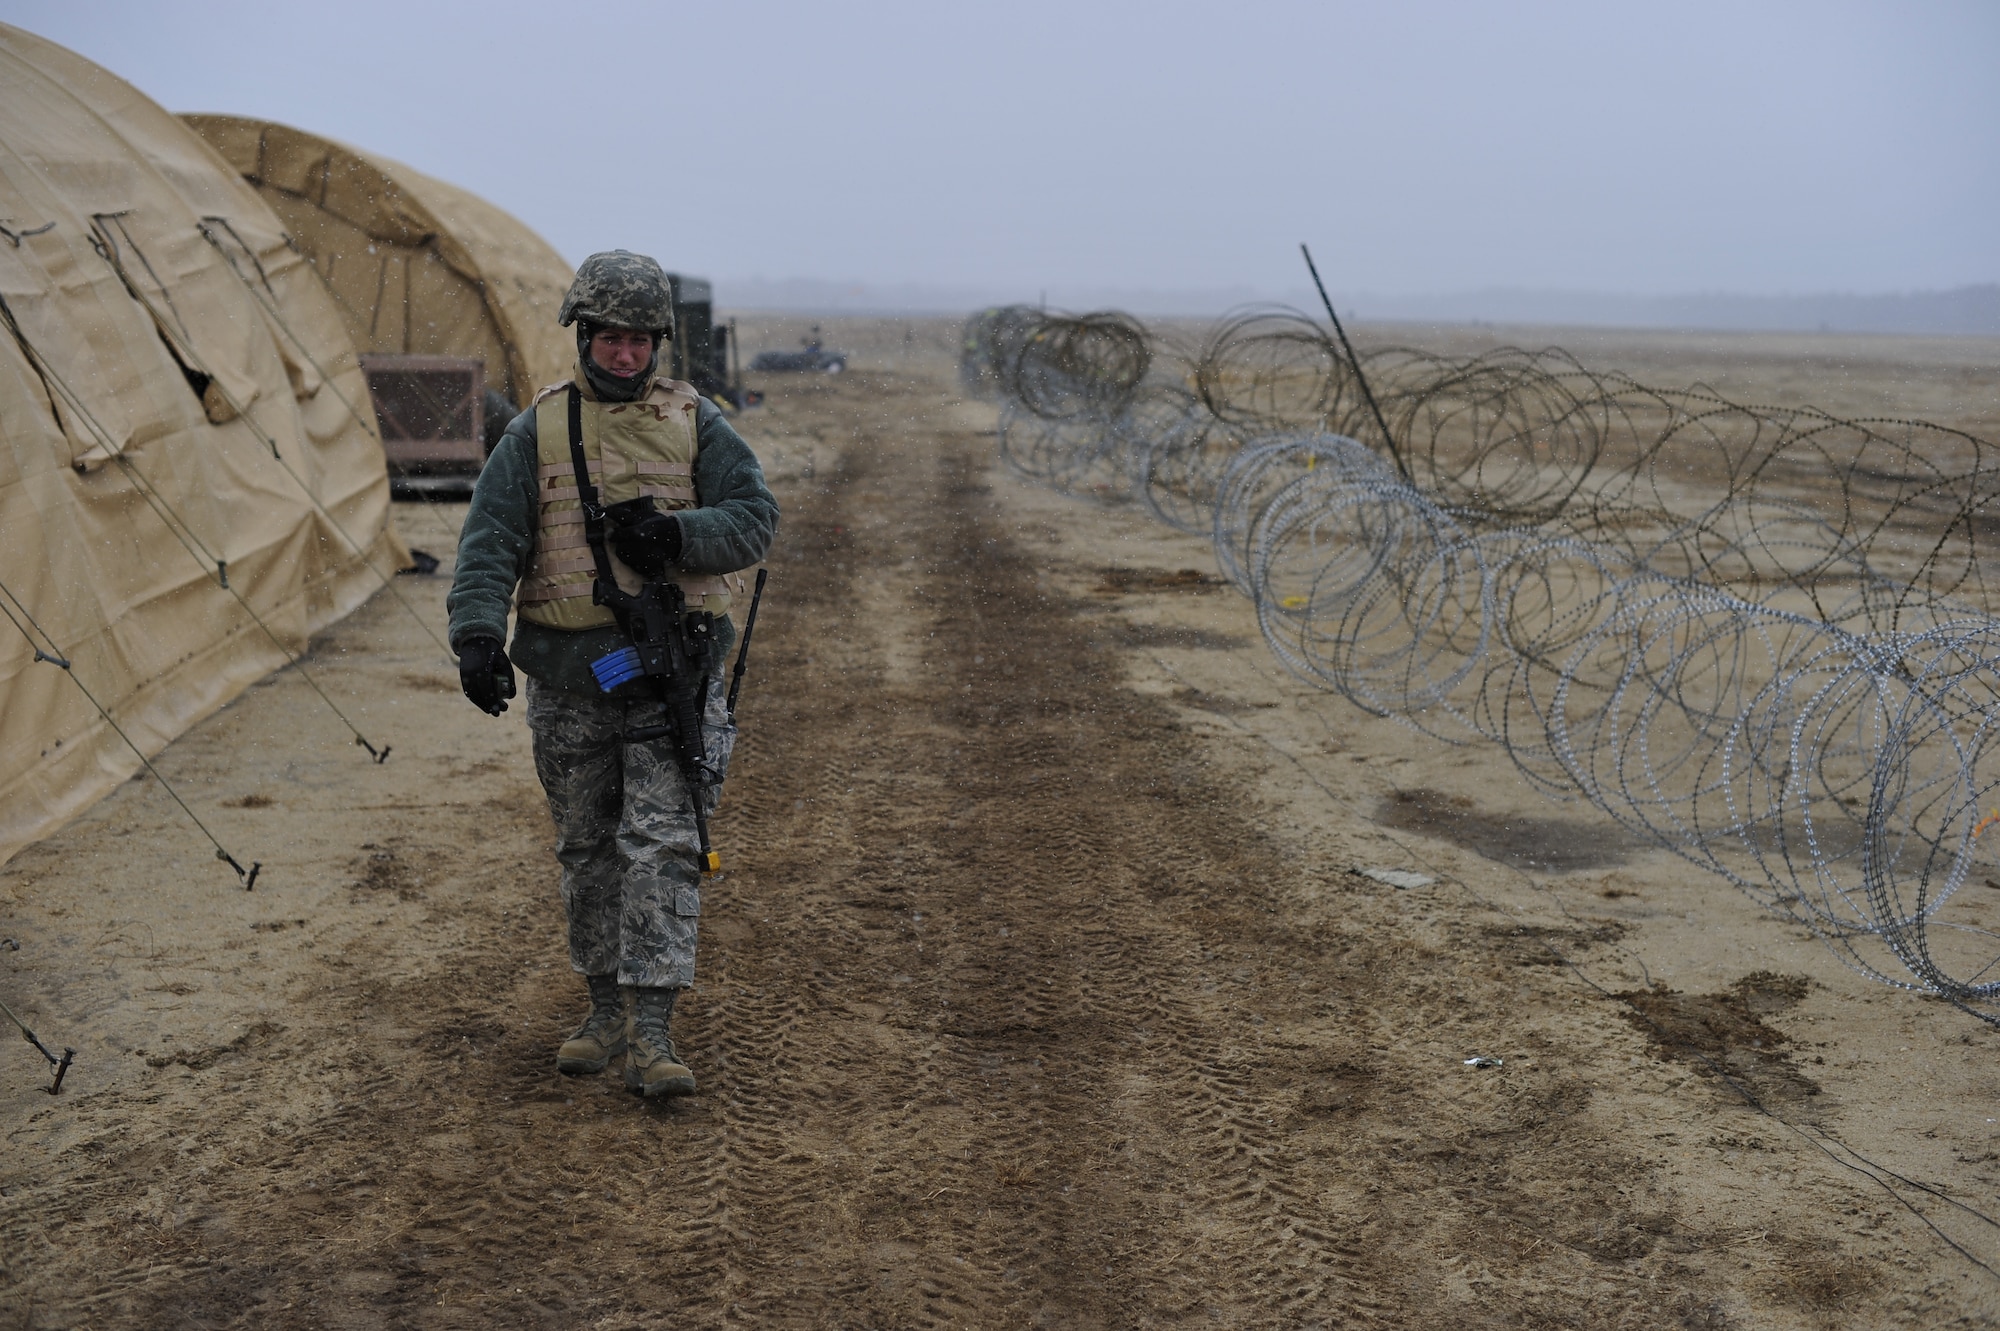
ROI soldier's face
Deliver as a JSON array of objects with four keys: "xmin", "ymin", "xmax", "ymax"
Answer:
[{"xmin": 590, "ymin": 327, "xmax": 656, "ymax": 377}]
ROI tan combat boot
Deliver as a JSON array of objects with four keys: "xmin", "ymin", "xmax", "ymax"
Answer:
[
  {"xmin": 623, "ymin": 986, "xmax": 696, "ymax": 1098},
  {"xmin": 556, "ymin": 974, "xmax": 627, "ymax": 1075}
]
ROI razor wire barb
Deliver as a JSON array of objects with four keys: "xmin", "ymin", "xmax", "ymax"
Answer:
[{"xmin": 963, "ymin": 303, "xmax": 2000, "ymax": 1024}]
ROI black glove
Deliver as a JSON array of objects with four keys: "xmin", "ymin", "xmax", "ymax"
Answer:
[
  {"xmin": 607, "ymin": 504, "xmax": 684, "ymax": 579},
  {"xmin": 457, "ymin": 634, "xmax": 516, "ymax": 716}
]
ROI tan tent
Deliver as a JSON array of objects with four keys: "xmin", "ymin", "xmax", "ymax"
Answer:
[
  {"xmin": 0, "ymin": 25, "xmax": 407, "ymax": 869},
  {"xmin": 182, "ymin": 115, "xmax": 575, "ymax": 411}
]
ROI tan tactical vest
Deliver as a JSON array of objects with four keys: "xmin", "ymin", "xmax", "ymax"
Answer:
[{"xmin": 516, "ymin": 373, "xmax": 733, "ymax": 631}]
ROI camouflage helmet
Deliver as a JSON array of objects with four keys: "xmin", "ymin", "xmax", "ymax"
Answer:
[{"xmin": 559, "ymin": 250, "xmax": 675, "ymax": 339}]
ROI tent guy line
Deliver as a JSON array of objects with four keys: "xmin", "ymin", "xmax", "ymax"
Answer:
[
  {"xmin": 88, "ymin": 214, "xmax": 452, "ymax": 666},
  {"xmin": 0, "ymin": 988, "xmax": 71, "ymax": 1096},
  {"xmin": 197, "ymin": 218, "xmax": 496, "ymax": 553},
  {"xmin": 0, "ymin": 24, "xmax": 403, "ymax": 869},
  {"xmin": 0, "ymin": 280, "xmax": 392, "ymax": 764},
  {"xmin": 0, "ymin": 575, "xmax": 260, "ymax": 892},
  {"xmin": 195, "ymin": 214, "xmax": 479, "ymax": 547}
]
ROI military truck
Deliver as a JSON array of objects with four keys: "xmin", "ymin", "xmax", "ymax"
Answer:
[{"xmin": 664, "ymin": 273, "xmax": 753, "ymax": 407}]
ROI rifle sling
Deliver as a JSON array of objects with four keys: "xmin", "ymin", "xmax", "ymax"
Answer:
[{"xmin": 564, "ymin": 384, "xmax": 624, "ymax": 603}]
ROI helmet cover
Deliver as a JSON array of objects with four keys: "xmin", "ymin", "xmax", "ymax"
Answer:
[{"xmin": 559, "ymin": 250, "xmax": 676, "ymax": 339}]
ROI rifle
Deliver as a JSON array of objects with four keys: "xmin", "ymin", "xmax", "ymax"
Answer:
[{"xmin": 563, "ymin": 386, "xmax": 724, "ymax": 873}]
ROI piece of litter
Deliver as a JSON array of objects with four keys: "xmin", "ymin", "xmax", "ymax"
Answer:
[
  {"xmin": 1464, "ymin": 1055, "xmax": 1503, "ymax": 1069},
  {"xmin": 1356, "ymin": 866, "xmax": 1434, "ymax": 890}
]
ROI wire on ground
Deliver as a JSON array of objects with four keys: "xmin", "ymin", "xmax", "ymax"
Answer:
[{"xmin": 964, "ymin": 299, "xmax": 2000, "ymax": 1023}]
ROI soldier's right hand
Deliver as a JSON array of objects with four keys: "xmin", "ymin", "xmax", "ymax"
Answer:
[{"xmin": 456, "ymin": 635, "xmax": 517, "ymax": 716}]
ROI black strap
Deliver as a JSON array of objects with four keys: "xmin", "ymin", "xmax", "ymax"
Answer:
[{"xmin": 564, "ymin": 385, "xmax": 621, "ymax": 602}]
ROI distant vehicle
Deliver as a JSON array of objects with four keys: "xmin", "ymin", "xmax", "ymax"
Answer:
[{"xmin": 750, "ymin": 327, "xmax": 849, "ymax": 374}]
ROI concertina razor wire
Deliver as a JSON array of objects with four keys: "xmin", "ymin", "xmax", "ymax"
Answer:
[{"xmin": 962, "ymin": 305, "xmax": 2000, "ymax": 1024}]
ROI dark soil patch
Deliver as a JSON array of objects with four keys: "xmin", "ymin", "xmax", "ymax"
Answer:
[
  {"xmin": 1617, "ymin": 972, "xmax": 1821, "ymax": 1103},
  {"xmin": 1479, "ymin": 919, "xmax": 1629, "ymax": 967},
  {"xmin": 1112, "ymin": 622, "xmax": 1247, "ymax": 651},
  {"xmin": 1169, "ymin": 686, "xmax": 1274, "ymax": 716},
  {"xmin": 349, "ymin": 842, "xmax": 429, "ymax": 901},
  {"xmin": 143, "ymin": 1020, "xmax": 285, "ymax": 1070},
  {"xmin": 1291, "ymin": 1061, "xmax": 1377, "ymax": 1119},
  {"xmin": 1374, "ymin": 787, "xmax": 1635, "ymax": 872},
  {"xmin": 1096, "ymin": 566, "xmax": 1225, "ymax": 594},
  {"xmin": 1770, "ymin": 1237, "xmax": 1876, "ymax": 1325}
]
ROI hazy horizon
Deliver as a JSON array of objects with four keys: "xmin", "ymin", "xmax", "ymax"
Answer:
[
  {"xmin": 8, "ymin": 2, "xmax": 1995, "ymax": 307},
  {"xmin": 704, "ymin": 275, "xmax": 2000, "ymax": 335}
]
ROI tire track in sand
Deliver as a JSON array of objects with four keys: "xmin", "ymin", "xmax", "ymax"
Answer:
[
  {"xmin": 10, "ymin": 366, "xmax": 1777, "ymax": 1329},
  {"xmin": 670, "ymin": 373, "xmax": 1400, "ymax": 1327}
]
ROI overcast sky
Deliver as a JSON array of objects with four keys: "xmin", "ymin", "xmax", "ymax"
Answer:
[{"xmin": 11, "ymin": 1, "xmax": 1997, "ymax": 301}]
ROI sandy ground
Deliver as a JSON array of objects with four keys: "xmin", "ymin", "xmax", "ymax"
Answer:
[{"xmin": 4, "ymin": 320, "xmax": 2000, "ymax": 1328}]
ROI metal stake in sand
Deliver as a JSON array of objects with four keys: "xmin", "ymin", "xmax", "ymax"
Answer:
[
  {"xmin": 1, "ymin": 992, "xmax": 73, "ymax": 1094},
  {"xmin": 0, "ymin": 575, "xmax": 262, "ymax": 891},
  {"xmin": 1299, "ymin": 242, "xmax": 1409, "ymax": 484}
]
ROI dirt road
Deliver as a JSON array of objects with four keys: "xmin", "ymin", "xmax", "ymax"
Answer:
[{"xmin": 5, "ymin": 345, "xmax": 2000, "ymax": 1327}]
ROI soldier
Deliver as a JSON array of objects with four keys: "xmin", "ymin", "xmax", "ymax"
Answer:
[{"xmin": 447, "ymin": 251, "xmax": 778, "ymax": 1098}]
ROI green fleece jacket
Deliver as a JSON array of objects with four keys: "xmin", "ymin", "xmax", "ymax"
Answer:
[{"xmin": 446, "ymin": 394, "xmax": 779, "ymax": 694}]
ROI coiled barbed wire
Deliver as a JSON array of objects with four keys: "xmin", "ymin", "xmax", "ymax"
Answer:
[{"xmin": 963, "ymin": 305, "xmax": 2000, "ymax": 1023}]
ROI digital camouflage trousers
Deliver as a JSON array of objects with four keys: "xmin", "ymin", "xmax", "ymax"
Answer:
[{"xmin": 525, "ymin": 674, "xmax": 736, "ymax": 989}]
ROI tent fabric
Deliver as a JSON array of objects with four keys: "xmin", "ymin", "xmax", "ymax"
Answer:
[
  {"xmin": 183, "ymin": 115, "xmax": 576, "ymax": 410},
  {"xmin": 0, "ymin": 24, "xmax": 408, "ymax": 869}
]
